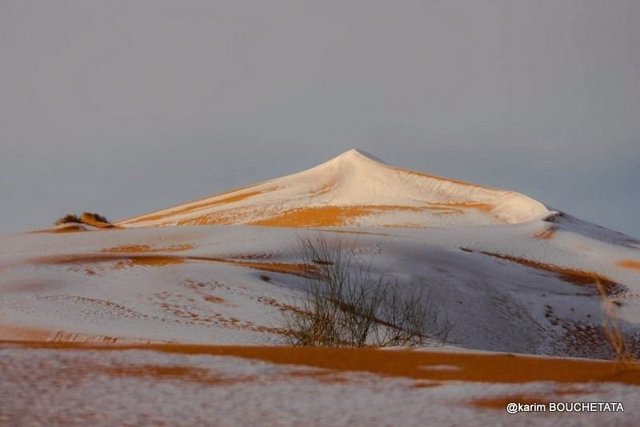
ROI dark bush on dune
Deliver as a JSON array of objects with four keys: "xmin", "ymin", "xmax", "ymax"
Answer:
[
  {"xmin": 80, "ymin": 212, "xmax": 110, "ymax": 225},
  {"xmin": 55, "ymin": 214, "xmax": 82, "ymax": 225},
  {"xmin": 54, "ymin": 212, "xmax": 112, "ymax": 228},
  {"xmin": 284, "ymin": 236, "xmax": 452, "ymax": 348}
]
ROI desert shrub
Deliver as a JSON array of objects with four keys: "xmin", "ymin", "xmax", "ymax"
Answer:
[
  {"xmin": 55, "ymin": 214, "xmax": 81, "ymax": 225},
  {"xmin": 284, "ymin": 236, "xmax": 452, "ymax": 347},
  {"xmin": 54, "ymin": 212, "xmax": 112, "ymax": 227},
  {"xmin": 596, "ymin": 277, "xmax": 636, "ymax": 367},
  {"xmin": 80, "ymin": 212, "xmax": 110, "ymax": 224}
]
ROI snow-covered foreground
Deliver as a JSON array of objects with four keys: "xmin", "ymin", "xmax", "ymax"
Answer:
[
  {"xmin": 1, "ymin": 149, "xmax": 640, "ymax": 424},
  {"xmin": 1, "ymin": 342, "xmax": 638, "ymax": 426},
  {"xmin": 0, "ymin": 217, "xmax": 639, "ymax": 358},
  {"xmin": 2, "ymin": 149, "xmax": 639, "ymax": 356}
]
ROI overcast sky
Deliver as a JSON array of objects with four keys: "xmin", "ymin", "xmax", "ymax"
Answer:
[{"xmin": 1, "ymin": 0, "xmax": 639, "ymax": 237}]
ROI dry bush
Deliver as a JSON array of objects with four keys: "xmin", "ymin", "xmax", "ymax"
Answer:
[
  {"xmin": 55, "ymin": 214, "xmax": 82, "ymax": 225},
  {"xmin": 284, "ymin": 236, "xmax": 452, "ymax": 347},
  {"xmin": 80, "ymin": 212, "xmax": 110, "ymax": 225},
  {"xmin": 595, "ymin": 277, "xmax": 636, "ymax": 367},
  {"xmin": 55, "ymin": 212, "xmax": 112, "ymax": 228}
]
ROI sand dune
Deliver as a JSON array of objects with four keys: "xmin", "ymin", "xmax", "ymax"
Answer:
[
  {"xmin": 119, "ymin": 149, "xmax": 549, "ymax": 228},
  {"xmin": 2, "ymin": 150, "xmax": 640, "ymax": 425}
]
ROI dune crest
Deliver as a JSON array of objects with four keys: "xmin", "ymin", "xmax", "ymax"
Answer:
[{"xmin": 119, "ymin": 149, "xmax": 549, "ymax": 228}]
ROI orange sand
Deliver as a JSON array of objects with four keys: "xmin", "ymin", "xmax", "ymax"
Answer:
[
  {"xmin": 121, "ymin": 187, "xmax": 499, "ymax": 227},
  {"xmin": 226, "ymin": 260, "xmax": 311, "ymax": 277},
  {"xmin": 4, "ymin": 342, "xmax": 640, "ymax": 386},
  {"xmin": 250, "ymin": 205, "xmax": 422, "ymax": 227},
  {"xmin": 122, "ymin": 188, "xmax": 272, "ymax": 224},
  {"xmin": 102, "ymin": 244, "xmax": 193, "ymax": 253},
  {"xmin": 478, "ymin": 251, "xmax": 623, "ymax": 296},
  {"xmin": 618, "ymin": 259, "xmax": 640, "ymax": 271},
  {"xmin": 29, "ymin": 252, "xmax": 310, "ymax": 277},
  {"xmin": 31, "ymin": 253, "xmax": 185, "ymax": 268},
  {"xmin": 250, "ymin": 203, "xmax": 494, "ymax": 227},
  {"xmin": 428, "ymin": 202, "xmax": 494, "ymax": 213}
]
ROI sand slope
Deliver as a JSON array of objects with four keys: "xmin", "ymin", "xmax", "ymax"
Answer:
[{"xmin": 119, "ymin": 149, "xmax": 550, "ymax": 228}]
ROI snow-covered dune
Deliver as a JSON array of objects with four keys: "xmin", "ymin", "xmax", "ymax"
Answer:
[
  {"xmin": 1, "ymin": 150, "xmax": 639, "ymax": 360},
  {"xmin": 1, "ymin": 221, "xmax": 639, "ymax": 358},
  {"xmin": 119, "ymin": 149, "xmax": 550, "ymax": 228}
]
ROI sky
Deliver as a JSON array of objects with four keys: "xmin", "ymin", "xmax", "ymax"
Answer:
[{"xmin": 1, "ymin": 0, "xmax": 639, "ymax": 238}]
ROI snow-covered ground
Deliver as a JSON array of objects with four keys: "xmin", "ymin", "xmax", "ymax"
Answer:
[
  {"xmin": 2, "ymin": 150, "xmax": 640, "ymax": 425},
  {"xmin": 1, "ymin": 343, "xmax": 638, "ymax": 427},
  {"xmin": 1, "ymin": 150, "xmax": 639, "ymax": 357},
  {"xmin": 1, "ymin": 213, "xmax": 639, "ymax": 357}
]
